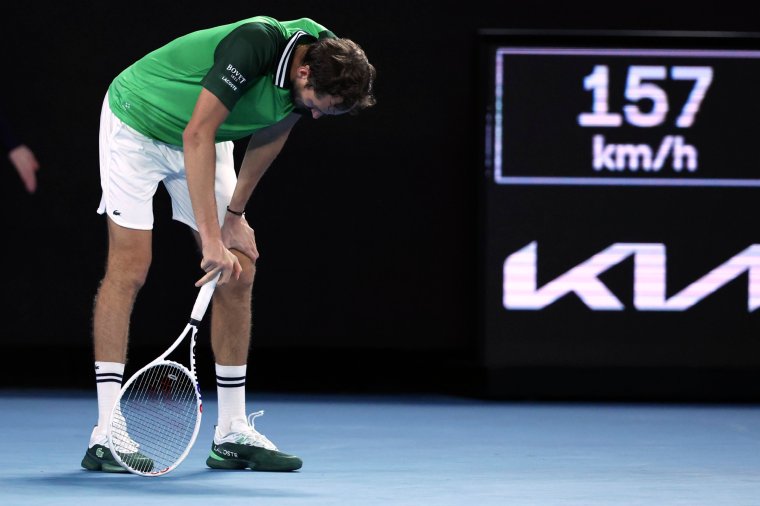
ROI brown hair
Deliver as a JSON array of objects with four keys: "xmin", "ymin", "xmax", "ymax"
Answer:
[{"xmin": 302, "ymin": 38, "xmax": 376, "ymax": 115}]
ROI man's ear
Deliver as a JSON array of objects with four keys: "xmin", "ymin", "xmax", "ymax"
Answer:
[{"xmin": 297, "ymin": 65, "xmax": 310, "ymax": 79}]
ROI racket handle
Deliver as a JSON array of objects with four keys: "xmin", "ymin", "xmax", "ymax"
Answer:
[{"xmin": 191, "ymin": 272, "xmax": 221, "ymax": 321}]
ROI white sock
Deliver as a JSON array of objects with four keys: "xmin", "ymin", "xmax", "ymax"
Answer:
[
  {"xmin": 216, "ymin": 364, "xmax": 247, "ymax": 435},
  {"xmin": 92, "ymin": 361, "xmax": 125, "ymax": 445}
]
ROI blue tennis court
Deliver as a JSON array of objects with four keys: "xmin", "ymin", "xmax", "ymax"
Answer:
[{"xmin": 2, "ymin": 389, "xmax": 760, "ymax": 505}]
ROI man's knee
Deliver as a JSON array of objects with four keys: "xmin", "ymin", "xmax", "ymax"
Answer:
[
  {"xmin": 104, "ymin": 262, "xmax": 151, "ymax": 293},
  {"xmin": 105, "ymin": 220, "xmax": 152, "ymax": 292},
  {"xmin": 234, "ymin": 255, "xmax": 256, "ymax": 290},
  {"xmin": 104, "ymin": 246, "xmax": 151, "ymax": 292},
  {"xmin": 218, "ymin": 253, "xmax": 255, "ymax": 298}
]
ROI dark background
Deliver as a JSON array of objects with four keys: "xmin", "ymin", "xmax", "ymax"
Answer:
[{"xmin": 1, "ymin": 1, "xmax": 758, "ymax": 400}]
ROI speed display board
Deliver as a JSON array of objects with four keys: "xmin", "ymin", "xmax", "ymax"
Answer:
[{"xmin": 477, "ymin": 30, "xmax": 760, "ymax": 388}]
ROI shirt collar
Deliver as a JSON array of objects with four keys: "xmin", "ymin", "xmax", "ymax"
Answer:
[{"xmin": 275, "ymin": 31, "xmax": 314, "ymax": 89}]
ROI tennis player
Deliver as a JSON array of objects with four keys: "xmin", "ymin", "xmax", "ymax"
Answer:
[{"xmin": 81, "ymin": 15, "xmax": 376, "ymax": 473}]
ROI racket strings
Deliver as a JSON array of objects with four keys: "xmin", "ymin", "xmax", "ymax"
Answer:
[{"xmin": 112, "ymin": 362, "xmax": 200, "ymax": 474}]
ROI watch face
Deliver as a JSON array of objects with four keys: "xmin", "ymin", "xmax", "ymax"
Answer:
[{"xmin": 478, "ymin": 30, "xmax": 760, "ymax": 369}]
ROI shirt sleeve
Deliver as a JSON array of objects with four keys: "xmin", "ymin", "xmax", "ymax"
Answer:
[
  {"xmin": 201, "ymin": 22, "xmax": 280, "ymax": 111},
  {"xmin": 0, "ymin": 113, "xmax": 22, "ymax": 152}
]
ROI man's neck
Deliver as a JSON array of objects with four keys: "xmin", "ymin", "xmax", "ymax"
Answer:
[{"xmin": 289, "ymin": 45, "xmax": 309, "ymax": 81}]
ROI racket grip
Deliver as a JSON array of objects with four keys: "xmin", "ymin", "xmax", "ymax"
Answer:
[{"xmin": 191, "ymin": 272, "xmax": 220, "ymax": 321}]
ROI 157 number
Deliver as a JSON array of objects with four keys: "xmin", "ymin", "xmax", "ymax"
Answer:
[{"xmin": 578, "ymin": 65, "xmax": 713, "ymax": 128}]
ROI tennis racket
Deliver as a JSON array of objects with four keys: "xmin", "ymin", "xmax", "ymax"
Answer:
[{"xmin": 107, "ymin": 272, "xmax": 220, "ymax": 476}]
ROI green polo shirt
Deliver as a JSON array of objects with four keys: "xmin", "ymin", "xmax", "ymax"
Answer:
[{"xmin": 107, "ymin": 16, "xmax": 335, "ymax": 146}]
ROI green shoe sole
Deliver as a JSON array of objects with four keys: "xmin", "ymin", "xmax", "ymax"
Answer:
[
  {"xmin": 206, "ymin": 454, "xmax": 249, "ymax": 470},
  {"xmin": 206, "ymin": 451, "xmax": 303, "ymax": 472}
]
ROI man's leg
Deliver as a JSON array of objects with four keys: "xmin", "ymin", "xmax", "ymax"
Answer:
[
  {"xmin": 82, "ymin": 217, "xmax": 152, "ymax": 472},
  {"xmin": 209, "ymin": 249, "xmax": 255, "ymax": 368},
  {"xmin": 93, "ymin": 217, "xmax": 152, "ymax": 363},
  {"xmin": 199, "ymin": 245, "xmax": 302, "ymax": 471},
  {"xmin": 205, "ymin": 247, "xmax": 255, "ymax": 435}
]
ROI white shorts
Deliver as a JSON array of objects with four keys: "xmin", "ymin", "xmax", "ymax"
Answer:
[{"xmin": 97, "ymin": 93, "xmax": 236, "ymax": 231}]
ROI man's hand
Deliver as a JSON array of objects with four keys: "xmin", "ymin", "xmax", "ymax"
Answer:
[
  {"xmin": 196, "ymin": 238, "xmax": 242, "ymax": 287},
  {"xmin": 222, "ymin": 212, "xmax": 260, "ymax": 264},
  {"xmin": 9, "ymin": 144, "xmax": 40, "ymax": 194}
]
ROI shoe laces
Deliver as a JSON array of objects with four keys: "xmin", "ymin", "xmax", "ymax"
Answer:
[
  {"xmin": 110, "ymin": 410, "xmax": 141, "ymax": 453},
  {"xmin": 111, "ymin": 433, "xmax": 140, "ymax": 454},
  {"xmin": 232, "ymin": 410, "xmax": 278, "ymax": 451}
]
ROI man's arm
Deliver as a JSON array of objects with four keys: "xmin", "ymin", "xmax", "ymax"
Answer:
[
  {"xmin": 230, "ymin": 112, "xmax": 301, "ymax": 212},
  {"xmin": 221, "ymin": 112, "xmax": 301, "ymax": 261},
  {"xmin": 183, "ymin": 88, "xmax": 242, "ymax": 286}
]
